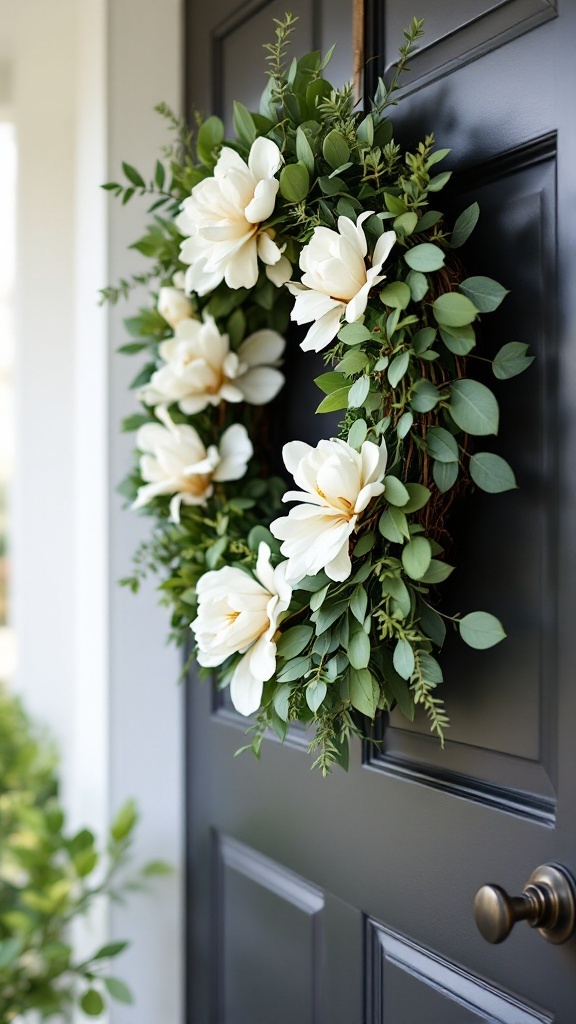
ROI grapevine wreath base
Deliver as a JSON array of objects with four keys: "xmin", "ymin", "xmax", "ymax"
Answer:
[{"xmin": 104, "ymin": 17, "xmax": 533, "ymax": 773}]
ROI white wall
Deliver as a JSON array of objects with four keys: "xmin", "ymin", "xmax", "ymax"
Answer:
[{"xmin": 8, "ymin": 0, "xmax": 184, "ymax": 1019}]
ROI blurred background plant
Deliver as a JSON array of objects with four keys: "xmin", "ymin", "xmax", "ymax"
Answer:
[{"xmin": 0, "ymin": 683, "xmax": 170, "ymax": 1022}]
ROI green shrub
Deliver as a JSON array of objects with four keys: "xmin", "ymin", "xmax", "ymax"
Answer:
[{"xmin": 0, "ymin": 684, "xmax": 168, "ymax": 1021}]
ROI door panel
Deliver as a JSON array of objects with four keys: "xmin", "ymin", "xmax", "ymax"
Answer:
[{"xmin": 184, "ymin": 0, "xmax": 576, "ymax": 1020}]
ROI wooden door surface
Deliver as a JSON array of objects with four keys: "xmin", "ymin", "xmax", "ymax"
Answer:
[{"xmin": 185, "ymin": 1, "xmax": 576, "ymax": 1020}]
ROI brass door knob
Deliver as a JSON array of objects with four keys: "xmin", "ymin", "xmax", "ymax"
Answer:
[{"xmin": 474, "ymin": 863, "xmax": 576, "ymax": 945}]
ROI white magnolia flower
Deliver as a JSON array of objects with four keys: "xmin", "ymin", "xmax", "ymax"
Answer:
[
  {"xmin": 191, "ymin": 542, "xmax": 292, "ymax": 716},
  {"xmin": 177, "ymin": 137, "xmax": 292, "ymax": 294},
  {"xmin": 270, "ymin": 437, "xmax": 387, "ymax": 583},
  {"xmin": 157, "ymin": 285, "xmax": 194, "ymax": 330},
  {"xmin": 139, "ymin": 315, "xmax": 285, "ymax": 414},
  {"xmin": 288, "ymin": 212, "xmax": 396, "ymax": 352},
  {"xmin": 132, "ymin": 410, "xmax": 253, "ymax": 523}
]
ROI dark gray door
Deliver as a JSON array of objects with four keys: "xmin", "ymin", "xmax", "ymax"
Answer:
[{"xmin": 185, "ymin": 1, "xmax": 576, "ymax": 1020}]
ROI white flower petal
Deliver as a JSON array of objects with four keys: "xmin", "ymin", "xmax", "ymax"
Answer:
[
  {"xmin": 266, "ymin": 255, "xmax": 293, "ymax": 287},
  {"xmin": 237, "ymin": 366, "xmax": 285, "ymax": 404},
  {"xmin": 239, "ymin": 329, "xmax": 285, "ymax": 367},
  {"xmin": 300, "ymin": 305, "xmax": 344, "ymax": 352},
  {"xmin": 230, "ymin": 652, "xmax": 265, "ymax": 716},
  {"xmin": 247, "ymin": 136, "xmax": 282, "ymax": 181}
]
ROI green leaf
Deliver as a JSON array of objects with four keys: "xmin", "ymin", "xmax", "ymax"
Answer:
[
  {"xmin": 402, "ymin": 536, "xmax": 432, "ymax": 580},
  {"xmin": 420, "ymin": 559, "xmax": 454, "ymax": 583},
  {"xmin": 439, "ymin": 324, "xmax": 476, "ymax": 355},
  {"xmin": 384, "ymin": 475, "xmax": 410, "ymax": 507},
  {"xmin": 381, "ymin": 575, "xmax": 411, "ymax": 617},
  {"xmin": 379, "ymin": 507, "xmax": 409, "ymax": 543},
  {"xmin": 419, "ymin": 604, "xmax": 446, "ymax": 648},
  {"xmin": 349, "ymin": 667, "xmax": 379, "ymax": 717},
  {"xmin": 416, "ymin": 209, "xmax": 443, "ymax": 231},
  {"xmin": 350, "ymin": 585, "xmax": 368, "ymax": 623},
  {"xmin": 315, "ymin": 371, "xmax": 346, "ymax": 394},
  {"xmin": 306, "ymin": 679, "xmax": 327, "ymax": 713},
  {"xmin": 338, "ymin": 322, "xmax": 372, "ymax": 345},
  {"xmin": 427, "ymin": 147, "xmax": 451, "ymax": 166},
  {"xmin": 397, "ymin": 411, "xmax": 413, "ymax": 439},
  {"xmin": 380, "ymin": 281, "xmax": 411, "ymax": 310},
  {"xmin": 410, "ymin": 379, "xmax": 441, "ymax": 413},
  {"xmin": 459, "ymin": 276, "xmax": 508, "ymax": 312},
  {"xmin": 111, "ymin": 800, "xmax": 137, "ymax": 842},
  {"xmin": 155, "ymin": 159, "xmax": 166, "ymax": 189},
  {"xmin": 92, "ymin": 941, "xmax": 129, "ymax": 961},
  {"xmin": 433, "ymin": 292, "xmax": 479, "ymax": 327},
  {"xmin": 357, "ymin": 113, "xmax": 374, "ymax": 146},
  {"xmin": 280, "ymin": 161, "xmax": 310, "ymax": 202},
  {"xmin": 348, "ymin": 375, "xmax": 370, "ymax": 408},
  {"xmin": 418, "ymin": 652, "xmax": 444, "ymax": 684},
  {"xmin": 104, "ymin": 978, "xmax": 133, "ymax": 1005},
  {"xmin": 0, "ymin": 938, "xmax": 22, "ymax": 969},
  {"xmin": 296, "ymin": 126, "xmax": 315, "ymax": 174},
  {"xmin": 197, "ymin": 116, "xmax": 224, "ymax": 166},
  {"xmin": 492, "ymin": 341, "xmax": 534, "ymax": 380},
  {"xmin": 353, "ymin": 533, "xmax": 376, "ymax": 557},
  {"xmin": 323, "ymin": 129, "xmax": 350, "ymax": 168},
  {"xmin": 470, "ymin": 452, "xmax": 517, "ymax": 492},
  {"xmin": 426, "ymin": 426, "xmax": 459, "ymax": 463},
  {"xmin": 411, "ymin": 327, "xmax": 436, "ymax": 355},
  {"xmin": 450, "ymin": 202, "xmax": 480, "ymax": 248},
  {"xmin": 394, "ymin": 211, "xmax": 419, "ymax": 235},
  {"xmin": 247, "ymin": 525, "xmax": 277, "ymax": 553},
  {"xmin": 81, "ymin": 990, "xmax": 105, "ymax": 1016},
  {"xmin": 459, "ymin": 611, "xmax": 506, "ymax": 649},
  {"xmin": 273, "ymin": 684, "xmax": 292, "ymax": 722},
  {"xmin": 388, "ymin": 351, "xmax": 410, "ymax": 388},
  {"xmin": 449, "ymin": 380, "xmax": 499, "ymax": 436},
  {"xmin": 277, "ymin": 656, "xmax": 311, "ymax": 682},
  {"xmin": 276, "ymin": 625, "xmax": 313, "ymax": 660},
  {"xmin": 348, "ymin": 627, "xmax": 371, "ymax": 669},
  {"xmin": 233, "ymin": 101, "xmax": 256, "ymax": 145},
  {"xmin": 384, "ymin": 192, "xmax": 406, "ymax": 215},
  {"xmin": 427, "ymin": 170, "xmax": 452, "ymax": 192},
  {"xmin": 406, "ymin": 270, "xmax": 428, "ymax": 302},
  {"xmin": 402, "ymin": 483, "xmax": 431, "ymax": 513},
  {"xmin": 433, "ymin": 460, "xmax": 459, "ymax": 492},
  {"xmin": 348, "ymin": 418, "xmax": 368, "ymax": 449},
  {"xmin": 335, "ymin": 349, "xmax": 370, "ymax": 375},
  {"xmin": 316, "ymin": 386, "xmax": 351, "ymax": 413},
  {"xmin": 404, "ymin": 243, "xmax": 445, "ymax": 272},
  {"xmin": 393, "ymin": 638, "xmax": 415, "ymax": 680},
  {"xmin": 122, "ymin": 162, "xmax": 145, "ymax": 188}
]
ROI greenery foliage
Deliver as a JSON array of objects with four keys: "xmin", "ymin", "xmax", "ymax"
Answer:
[
  {"xmin": 104, "ymin": 16, "xmax": 532, "ymax": 773},
  {"xmin": 0, "ymin": 684, "xmax": 168, "ymax": 1021}
]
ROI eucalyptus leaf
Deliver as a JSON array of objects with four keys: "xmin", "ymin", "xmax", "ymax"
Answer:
[
  {"xmin": 338, "ymin": 323, "xmax": 372, "ymax": 345},
  {"xmin": 348, "ymin": 375, "xmax": 370, "ymax": 408},
  {"xmin": 449, "ymin": 380, "xmax": 499, "ymax": 436},
  {"xmin": 426, "ymin": 426, "xmax": 459, "ymax": 463},
  {"xmin": 388, "ymin": 351, "xmax": 410, "ymax": 388},
  {"xmin": 459, "ymin": 611, "xmax": 506, "ymax": 649},
  {"xmin": 459, "ymin": 276, "xmax": 508, "ymax": 312},
  {"xmin": 470, "ymin": 452, "xmax": 517, "ymax": 492},
  {"xmin": 411, "ymin": 327, "xmax": 436, "ymax": 354},
  {"xmin": 397, "ymin": 411, "xmax": 413, "ymax": 438},
  {"xmin": 420, "ymin": 559, "xmax": 454, "ymax": 584},
  {"xmin": 433, "ymin": 460, "xmax": 459, "ymax": 492},
  {"xmin": 492, "ymin": 341, "xmax": 534, "ymax": 380},
  {"xmin": 306, "ymin": 679, "xmax": 327, "ymax": 713},
  {"xmin": 348, "ymin": 418, "xmax": 368, "ymax": 449},
  {"xmin": 348, "ymin": 628, "xmax": 371, "ymax": 670},
  {"xmin": 433, "ymin": 292, "xmax": 479, "ymax": 327},
  {"xmin": 404, "ymin": 243, "xmax": 445, "ymax": 272},
  {"xmin": 280, "ymin": 162, "xmax": 310, "ymax": 203},
  {"xmin": 349, "ymin": 667, "xmax": 379, "ymax": 717},
  {"xmin": 406, "ymin": 270, "xmax": 428, "ymax": 301},
  {"xmin": 393, "ymin": 638, "xmax": 415, "ymax": 680},
  {"xmin": 450, "ymin": 202, "xmax": 480, "ymax": 248},
  {"xmin": 439, "ymin": 324, "xmax": 476, "ymax": 356},
  {"xmin": 384, "ymin": 476, "xmax": 410, "ymax": 507},
  {"xmin": 276, "ymin": 625, "xmax": 313, "ymax": 660},
  {"xmin": 410, "ymin": 379, "xmax": 441, "ymax": 413},
  {"xmin": 379, "ymin": 507, "xmax": 409, "ymax": 543},
  {"xmin": 402, "ymin": 536, "xmax": 432, "ymax": 580},
  {"xmin": 380, "ymin": 281, "xmax": 411, "ymax": 309}
]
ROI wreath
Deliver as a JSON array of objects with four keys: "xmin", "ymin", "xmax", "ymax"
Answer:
[{"xmin": 103, "ymin": 16, "xmax": 533, "ymax": 773}]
